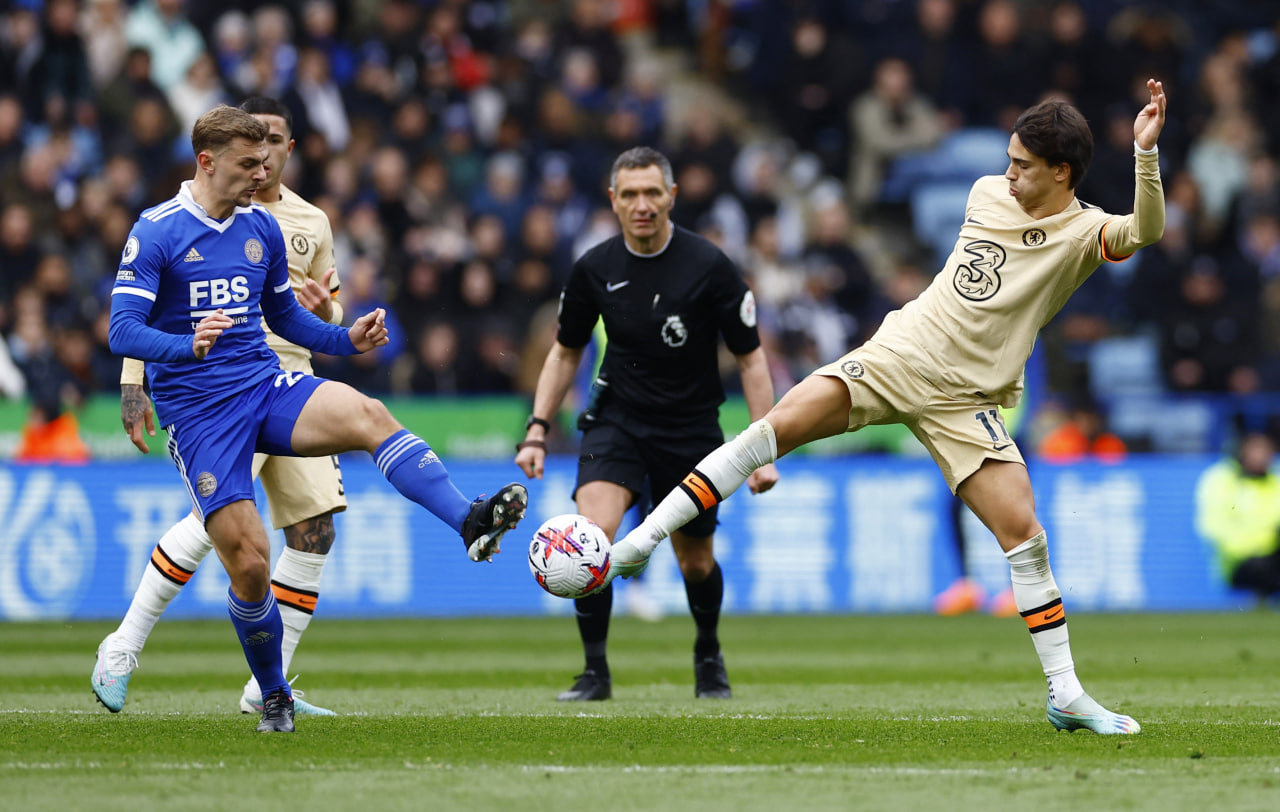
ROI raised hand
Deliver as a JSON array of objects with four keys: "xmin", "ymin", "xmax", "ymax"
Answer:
[
  {"xmin": 1134, "ymin": 78, "xmax": 1167, "ymax": 152},
  {"xmin": 349, "ymin": 308, "xmax": 390, "ymax": 352},
  {"xmin": 193, "ymin": 310, "xmax": 233, "ymax": 360},
  {"xmin": 297, "ymin": 267, "xmax": 336, "ymax": 322}
]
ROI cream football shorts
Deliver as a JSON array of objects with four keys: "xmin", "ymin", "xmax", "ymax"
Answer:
[{"xmin": 812, "ymin": 341, "xmax": 1025, "ymax": 493}]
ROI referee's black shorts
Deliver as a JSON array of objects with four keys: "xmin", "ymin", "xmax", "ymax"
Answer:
[{"xmin": 576, "ymin": 416, "xmax": 723, "ymax": 538}]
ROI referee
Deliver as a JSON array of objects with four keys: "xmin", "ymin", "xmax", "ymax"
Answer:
[{"xmin": 516, "ymin": 146, "xmax": 778, "ymax": 701}]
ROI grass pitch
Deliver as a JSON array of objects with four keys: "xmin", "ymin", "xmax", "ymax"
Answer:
[{"xmin": 2, "ymin": 612, "xmax": 1278, "ymax": 812}]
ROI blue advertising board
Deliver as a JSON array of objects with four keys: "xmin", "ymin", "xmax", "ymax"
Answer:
[{"xmin": 0, "ymin": 454, "xmax": 1246, "ymax": 621}]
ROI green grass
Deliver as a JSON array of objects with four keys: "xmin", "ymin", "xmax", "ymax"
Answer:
[{"xmin": 2, "ymin": 613, "xmax": 1278, "ymax": 811}]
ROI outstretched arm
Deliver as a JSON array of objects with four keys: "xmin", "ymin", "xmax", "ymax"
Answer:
[{"xmin": 1102, "ymin": 78, "xmax": 1167, "ymax": 259}]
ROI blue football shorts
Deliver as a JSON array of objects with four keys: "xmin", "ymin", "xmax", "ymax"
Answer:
[{"xmin": 163, "ymin": 370, "xmax": 325, "ymax": 521}]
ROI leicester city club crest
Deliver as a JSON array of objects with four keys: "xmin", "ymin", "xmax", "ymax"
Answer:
[{"xmin": 244, "ymin": 238, "xmax": 264, "ymax": 263}]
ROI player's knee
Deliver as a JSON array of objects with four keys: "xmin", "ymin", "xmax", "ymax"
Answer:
[
  {"xmin": 224, "ymin": 549, "xmax": 271, "ymax": 599},
  {"xmin": 354, "ymin": 396, "xmax": 402, "ymax": 443},
  {"xmin": 674, "ymin": 545, "xmax": 715, "ymax": 581}
]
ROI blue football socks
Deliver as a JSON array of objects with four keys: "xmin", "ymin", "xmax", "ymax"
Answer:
[
  {"xmin": 374, "ymin": 430, "xmax": 470, "ymax": 532},
  {"xmin": 227, "ymin": 589, "xmax": 288, "ymax": 699}
]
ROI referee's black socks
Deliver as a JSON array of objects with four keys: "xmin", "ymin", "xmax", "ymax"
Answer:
[{"xmin": 686, "ymin": 562, "xmax": 724, "ymax": 658}]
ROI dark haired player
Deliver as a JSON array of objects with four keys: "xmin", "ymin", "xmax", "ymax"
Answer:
[
  {"xmin": 610, "ymin": 81, "xmax": 1168, "ymax": 734},
  {"xmin": 516, "ymin": 146, "xmax": 778, "ymax": 701}
]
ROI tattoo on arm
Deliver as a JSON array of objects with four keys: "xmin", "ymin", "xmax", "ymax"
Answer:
[
  {"xmin": 121, "ymin": 384, "xmax": 150, "ymax": 430},
  {"xmin": 283, "ymin": 514, "xmax": 336, "ymax": 555}
]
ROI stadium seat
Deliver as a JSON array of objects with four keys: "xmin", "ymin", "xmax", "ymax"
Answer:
[
  {"xmin": 1087, "ymin": 334, "xmax": 1163, "ymax": 397},
  {"xmin": 938, "ymin": 128, "xmax": 1010, "ymax": 182},
  {"xmin": 910, "ymin": 181, "xmax": 971, "ymax": 265}
]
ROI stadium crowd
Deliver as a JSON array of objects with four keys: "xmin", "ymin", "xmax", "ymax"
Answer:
[{"xmin": 2, "ymin": 0, "xmax": 1280, "ymax": 453}]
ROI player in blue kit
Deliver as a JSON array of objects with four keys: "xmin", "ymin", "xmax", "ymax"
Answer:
[{"xmin": 105, "ymin": 105, "xmax": 527, "ymax": 732}]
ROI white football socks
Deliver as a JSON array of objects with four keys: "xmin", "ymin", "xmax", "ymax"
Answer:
[
  {"xmin": 113, "ymin": 513, "xmax": 213, "ymax": 653},
  {"xmin": 631, "ymin": 420, "xmax": 778, "ymax": 556},
  {"xmin": 1005, "ymin": 532, "xmax": 1083, "ymax": 707}
]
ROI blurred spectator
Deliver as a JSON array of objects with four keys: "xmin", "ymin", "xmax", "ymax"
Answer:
[
  {"xmin": 1187, "ymin": 109, "xmax": 1260, "ymax": 242},
  {"xmin": 396, "ymin": 321, "xmax": 461, "ymax": 395},
  {"xmin": 1038, "ymin": 398, "xmax": 1128, "ymax": 462},
  {"xmin": 773, "ymin": 14, "xmax": 862, "ymax": 176},
  {"xmin": 1195, "ymin": 431, "xmax": 1280, "ymax": 601},
  {"xmin": 8, "ymin": 287, "xmax": 89, "ymax": 463},
  {"xmin": 33, "ymin": 0, "xmax": 95, "ymax": 128},
  {"xmin": 469, "ymin": 150, "xmax": 530, "ymax": 240},
  {"xmin": 124, "ymin": 0, "xmax": 206, "ymax": 94},
  {"xmin": 847, "ymin": 57, "xmax": 946, "ymax": 216},
  {"xmin": 1, "ymin": 8, "xmax": 43, "ymax": 125},
  {"xmin": 324, "ymin": 255, "xmax": 404, "ymax": 392},
  {"xmin": 968, "ymin": 0, "xmax": 1041, "ymax": 131},
  {"xmin": 0, "ymin": 203, "xmax": 41, "ymax": 320},
  {"xmin": 801, "ymin": 198, "xmax": 881, "ymax": 348},
  {"xmin": 739, "ymin": 215, "xmax": 806, "ymax": 322},
  {"xmin": 0, "ymin": 331, "xmax": 25, "ymax": 400},
  {"xmin": 244, "ymin": 5, "xmax": 297, "ymax": 98},
  {"xmin": 515, "ymin": 203, "xmax": 570, "ymax": 285},
  {"xmin": 0, "ymin": 94, "xmax": 24, "ymax": 179},
  {"xmin": 81, "ymin": 0, "xmax": 131, "ymax": 91},
  {"xmin": 167, "ymin": 51, "xmax": 230, "ymax": 135},
  {"xmin": 287, "ymin": 46, "xmax": 350, "ymax": 154},
  {"xmin": 1041, "ymin": 1, "xmax": 1112, "ymax": 124},
  {"xmin": 670, "ymin": 101, "xmax": 738, "ymax": 195},
  {"xmin": 212, "ymin": 10, "xmax": 254, "ymax": 97},
  {"xmin": 300, "ymin": 0, "xmax": 355, "ymax": 87},
  {"xmin": 556, "ymin": 0, "xmax": 623, "ymax": 90},
  {"xmin": 1158, "ymin": 257, "xmax": 1261, "ymax": 393},
  {"xmin": 439, "ymin": 106, "xmax": 485, "ymax": 202},
  {"xmin": 97, "ymin": 45, "xmax": 166, "ymax": 131}
]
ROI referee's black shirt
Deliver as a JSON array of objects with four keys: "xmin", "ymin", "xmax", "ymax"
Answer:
[{"xmin": 558, "ymin": 225, "xmax": 761, "ymax": 429}]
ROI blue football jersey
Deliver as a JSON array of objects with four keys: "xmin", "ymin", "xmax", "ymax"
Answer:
[{"xmin": 109, "ymin": 181, "xmax": 353, "ymax": 423}]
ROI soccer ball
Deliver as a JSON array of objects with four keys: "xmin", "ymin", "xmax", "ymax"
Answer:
[{"xmin": 528, "ymin": 513, "xmax": 612, "ymax": 599}]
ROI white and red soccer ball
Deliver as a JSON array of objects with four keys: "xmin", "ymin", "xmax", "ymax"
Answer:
[{"xmin": 528, "ymin": 513, "xmax": 612, "ymax": 599}]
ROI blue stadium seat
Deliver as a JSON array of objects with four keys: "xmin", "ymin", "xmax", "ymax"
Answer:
[
  {"xmin": 910, "ymin": 181, "xmax": 971, "ymax": 265},
  {"xmin": 1087, "ymin": 334, "xmax": 1163, "ymax": 397},
  {"xmin": 938, "ymin": 128, "xmax": 1010, "ymax": 182}
]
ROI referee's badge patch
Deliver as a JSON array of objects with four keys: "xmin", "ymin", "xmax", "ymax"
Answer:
[
  {"xmin": 740, "ymin": 290, "xmax": 757, "ymax": 328},
  {"xmin": 244, "ymin": 238, "xmax": 264, "ymax": 263},
  {"xmin": 196, "ymin": 472, "xmax": 218, "ymax": 497},
  {"xmin": 661, "ymin": 314, "xmax": 688, "ymax": 347},
  {"xmin": 841, "ymin": 359, "xmax": 865, "ymax": 379}
]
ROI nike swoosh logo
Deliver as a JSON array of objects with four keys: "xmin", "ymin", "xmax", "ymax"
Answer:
[
  {"xmin": 606, "ymin": 281, "xmax": 630, "ymax": 292},
  {"xmin": 993, "ymin": 443, "xmax": 1013, "ymax": 451},
  {"xmin": 965, "ymin": 217, "xmax": 983, "ymax": 225},
  {"xmin": 1044, "ymin": 607, "xmax": 1063, "ymax": 621}
]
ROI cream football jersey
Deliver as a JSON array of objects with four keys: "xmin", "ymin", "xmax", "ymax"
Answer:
[
  {"xmin": 871, "ymin": 152, "xmax": 1163, "ymax": 408},
  {"xmin": 255, "ymin": 185, "xmax": 341, "ymax": 371}
]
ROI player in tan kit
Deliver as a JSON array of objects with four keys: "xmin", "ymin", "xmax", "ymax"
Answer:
[
  {"xmin": 94, "ymin": 97, "xmax": 345, "ymax": 716},
  {"xmin": 608, "ymin": 80, "xmax": 1168, "ymax": 735}
]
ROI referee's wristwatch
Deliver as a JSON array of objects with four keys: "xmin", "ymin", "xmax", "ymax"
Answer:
[{"xmin": 524, "ymin": 415, "xmax": 551, "ymax": 433}]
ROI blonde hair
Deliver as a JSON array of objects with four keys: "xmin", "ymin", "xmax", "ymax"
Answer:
[{"xmin": 191, "ymin": 105, "xmax": 269, "ymax": 157}]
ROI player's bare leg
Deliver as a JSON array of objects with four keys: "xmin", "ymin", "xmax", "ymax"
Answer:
[
  {"xmin": 290, "ymin": 381, "xmax": 526, "ymax": 560},
  {"xmin": 557, "ymin": 481, "xmax": 629, "ymax": 701},
  {"xmin": 959, "ymin": 460, "xmax": 1139, "ymax": 734}
]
